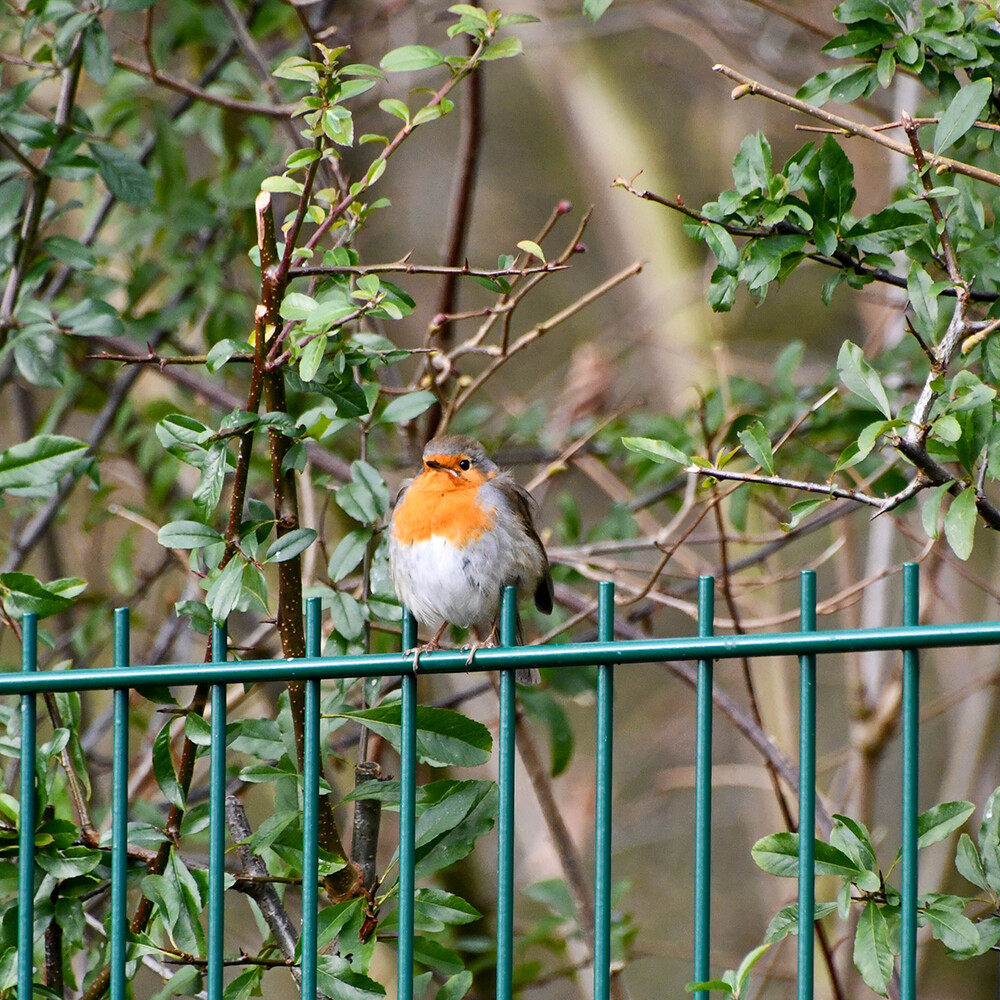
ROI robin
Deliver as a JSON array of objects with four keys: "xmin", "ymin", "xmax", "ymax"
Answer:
[{"xmin": 388, "ymin": 435, "xmax": 553, "ymax": 684}]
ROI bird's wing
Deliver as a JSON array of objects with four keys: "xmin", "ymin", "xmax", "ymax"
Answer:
[{"xmin": 505, "ymin": 476, "xmax": 554, "ymax": 615}]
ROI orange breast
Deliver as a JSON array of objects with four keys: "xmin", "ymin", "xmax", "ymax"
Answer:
[{"xmin": 391, "ymin": 469, "xmax": 496, "ymax": 546}]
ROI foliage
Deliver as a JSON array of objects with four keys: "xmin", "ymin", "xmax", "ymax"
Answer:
[
  {"xmin": 0, "ymin": 3, "xmax": 636, "ymax": 1000},
  {"xmin": 619, "ymin": 0, "xmax": 1000, "ymax": 563},
  {"xmin": 692, "ymin": 787, "xmax": 1000, "ymax": 997}
]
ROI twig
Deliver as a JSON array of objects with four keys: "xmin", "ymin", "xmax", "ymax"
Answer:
[
  {"xmin": 226, "ymin": 795, "xmax": 302, "ymax": 983},
  {"xmin": 113, "ymin": 55, "xmax": 296, "ymax": 118},
  {"xmin": 713, "ymin": 63, "xmax": 1000, "ymax": 189}
]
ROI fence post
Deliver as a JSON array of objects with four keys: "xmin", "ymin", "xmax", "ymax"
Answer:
[
  {"xmin": 900, "ymin": 563, "xmax": 920, "ymax": 1000},
  {"xmin": 208, "ymin": 622, "xmax": 228, "ymax": 1000},
  {"xmin": 798, "ymin": 571, "xmax": 817, "ymax": 1000},
  {"xmin": 496, "ymin": 586, "xmax": 518, "ymax": 1000},
  {"xmin": 302, "ymin": 598, "xmax": 322, "ymax": 1000},
  {"xmin": 398, "ymin": 609, "xmax": 418, "ymax": 1000},
  {"xmin": 17, "ymin": 612, "xmax": 37, "ymax": 1000},
  {"xmin": 594, "ymin": 582, "xmax": 615, "ymax": 1000},
  {"xmin": 110, "ymin": 608, "xmax": 130, "ymax": 1000},
  {"xmin": 693, "ymin": 576, "xmax": 715, "ymax": 999}
]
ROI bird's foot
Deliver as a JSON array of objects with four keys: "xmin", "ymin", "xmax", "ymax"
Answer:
[
  {"xmin": 464, "ymin": 633, "xmax": 497, "ymax": 667},
  {"xmin": 403, "ymin": 638, "xmax": 444, "ymax": 673},
  {"xmin": 403, "ymin": 621, "xmax": 451, "ymax": 672}
]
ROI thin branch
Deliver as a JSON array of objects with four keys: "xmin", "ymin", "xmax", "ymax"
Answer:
[
  {"xmin": 686, "ymin": 465, "xmax": 886, "ymax": 508},
  {"xmin": 290, "ymin": 260, "xmax": 567, "ymax": 279},
  {"xmin": 713, "ymin": 63, "xmax": 1000, "ymax": 189},
  {"xmin": 113, "ymin": 55, "xmax": 296, "ymax": 118},
  {"xmin": 446, "ymin": 260, "xmax": 643, "ymax": 417},
  {"xmin": 226, "ymin": 795, "xmax": 302, "ymax": 984}
]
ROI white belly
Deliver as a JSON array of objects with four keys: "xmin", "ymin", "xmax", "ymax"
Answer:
[{"xmin": 388, "ymin": 534, "xmax": 504, "ymax": 629}]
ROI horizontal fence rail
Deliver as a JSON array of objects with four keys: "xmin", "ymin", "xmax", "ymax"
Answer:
[{"xmin": 8, "ymin": 564, "xmax": 991, "ymax": 999}]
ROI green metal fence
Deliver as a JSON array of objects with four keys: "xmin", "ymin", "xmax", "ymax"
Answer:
[{"xmin": 11, "ymin": 563, "xmax": 1000, "ymax": 999}]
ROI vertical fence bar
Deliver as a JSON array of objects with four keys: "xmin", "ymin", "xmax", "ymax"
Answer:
[
  {"xmin": 496, "ymin": 586, "xmax": 518, "ymax": 1000},
  {"xmin": 18, "ymin": 613, "xmax": 38, "ymax": 1000},
  {"xmin": 208, "ymin": 623, "xmax": 227, "ymax": 1000},
  {"xmin": 398, "ymin": 609, "xmax": 418, "ymax": 1000},
  {"xmin": 110, "ymin": 608, "xmax": 130, "ymax": 1000},
  {"xmin": 302, "ymin": 598, "xmax": 322, "ymax": 1000},
  {"xmin": 797, "ymin": 571, "xmax": 817, "ymax": 1000},
  {"xmin": 693, "ymin": 576, "xmax": 715, "ymax": 1000},
  {"xmin": 594, "ymin": 583, "xmax": 615, "ymax": 1000},
  {"xmin": 900, "ymin": 563, "xmax": 920, "ymax": 1000}
]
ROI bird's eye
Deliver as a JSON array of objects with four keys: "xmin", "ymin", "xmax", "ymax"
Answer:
[{"xmin": 459, "ymin": 459, "xmax": 471, "ymax": 471}]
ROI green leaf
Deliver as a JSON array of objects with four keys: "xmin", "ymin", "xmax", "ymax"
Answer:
[
  {"xmin": 831, "ymin": 814, "xmax": 878, "ymax": 871},
  {"xmin": 264, "ymin": 528, "xmax": 317, "ymax": 563},
  {"xmin": 516, "ymin": 239, "xmax": 545, "ymax": 261},
  {"xmin": 340, "ymin": 703, "xmax": 491, "ymax": 767},
  {"xmin": 734, "ymin": 943, "xmax": 772, "ymax": 996},
  {"xmin": 379, "ymin": 98, "xmax": 411, "ymax": 123},
  {"xmin": 44, "ymin": 235, "xmax": 95, "ymax": 270},
  {"xmin": 583, "ymin": 0, "xmax": 615, "ymax": 20},
  {"xmin": 764, "ymin": 901, "xmax": 839, "ymax": 943},
  {"xmin": 336, "ymin": 461, "xmax": 389, "ymax": 523},
  {"xmin": 35, "ymin": 845, "xmax": 102, "ymax": 879},
  {"xmin": 737, "ymin": 420, "xmax": 774, "ymax": 475},
  {"xmin": 917, "ymin": 800, "xmax": 974, "ymax": 848},
  {"xmin": 922, "ymin": 895, "xmax": 980, "ymax": 953},
  {"xmin": 955, "ymin": 833, "xmax": 988, "ymax": 890},
  {"xmin": 158, "ymin": 520, "xmax": 223, "ymax": 550},
  {"xmin": 410, "ymin": 780, "xmax": 497, "ymax": 878},
  {"xmin": 685, "ymin": 982, "xmax": 732, "ymax": 995},
  {"xmin": 837, "ymin": 341, "xmax": 892, "ymax": 418},
  {"xmin": 1, "ymin": 573, "xmax": 84, "ymax": 618},
  {"xmin": 206, "ymin": 339, "xmax": 252, "ymax": 373},
  {"xmin": 205, "ymin": 558, "xmax": 245, "ymax": 624},
  {"xmin": 0, "ymin": 435, "xmax": 87, "ymax": 491},
  {"xmin": 413, "ymin": 936, "xmax": 463, "ymax": 975},
  {"xmin": 944, "ymin": 486, "xmax": 977, "ymax": 560},
  {"xmin": 327, "ymin": 590, "xmax": 365, "ymax": 641},
  {"xmin": 934, "ymin": 78, "xmax": 992, "ymax": 154},
  {"xmin": 907, "ymin": 263, "xmax": 940, "ymax": 338},
  {"xmin": 193, "ymin": 440, "xmax": 229, "ymax": 516},
  {"xmin": 380, "ymin": 45, "xmax": 445, "ymax": 73},
  {"xmin": 854, "ymin": 901, "xmax": 893, "ymax": 996},
  {"xmin": 281, "ymin": 292, "xmax": 318, "ymax": 321},
  {"xmin": 13, "ymin": 331, "xmax": 63, "ymax": 388},
  {"xmin": 414, "ymin": 888, "xmax": 482, "ymax": 929},
  {"xmin": 328, "ymin": 529, "xmax": 371, "ymax": 583},
  {"xmin": 88, "ymin": 141, "xmax": 154, "ymax": 206},
  {"xmin": 780, "ymin": 498, "xmax": 832, "ymax": 532},
  {"xmin": 381, "ymin": 390, "xmax": 436, "ymax": 424},
  {"xmin": 622, "ymin": 436, "xmax": 689, "ymax": 466},
  {"xmin": 752, "ymin": 832, "xmax": 877, "ymax": 887},
  {"xmin": 299, "ymin": 334, "xmax": 327, "ymax": 383},
  {"xmin": 947, "ymin": 370, "xmax": 996, "ymax": 413},
  {"xmin": 920, "ymin": 481, "xmax": 952, "ymax": 539},
  {"xmin": 316, "ymin": 956, "xmax": 386, "ymax": 1000},
  {"xmin": 977, "ymin": 786, "xmax": 1000, "ymax": 893},
  {"xmin": 481, "ymin": 37, "xmax": 524, "ymax": 61},
  {"xmin": 435, "ymin": 971, "xmax": 473, "ymax": 1000},
  {"xmin": 153, "ymin": 719, "xmax": 184, "ymax": 809}
]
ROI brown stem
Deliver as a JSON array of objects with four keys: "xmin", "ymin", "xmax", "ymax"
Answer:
[
  {"xmin": 713, "ymin": 63, "xmax": 1000, "ymax": 189},
  {"xmin": 350, "ymin": 761, "xmax": 383, "ymax": 891},
  {"xmin": 256, "ymin": 190, "xmax": 358, "ymax": 898},
  {"xmin": 45, "ymin": 884, "xmax": 64, "ymax": 996},
  {"xmin": 0, "ymin": 37, "xmax": 84, "ymax": 344},
  {"xmin": 226, "ymin": 795, "xmax": 302, "ymax": 983}
]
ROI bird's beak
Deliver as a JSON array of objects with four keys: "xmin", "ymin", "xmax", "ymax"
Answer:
[{"xmin": 425, "ymin": 459, "xmax": 459, "ymax": 477}]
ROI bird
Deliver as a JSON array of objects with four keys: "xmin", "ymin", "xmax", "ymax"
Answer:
[{"xmin": 388, "ymin": 435, "xmax": 553, "ymax": 684}]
